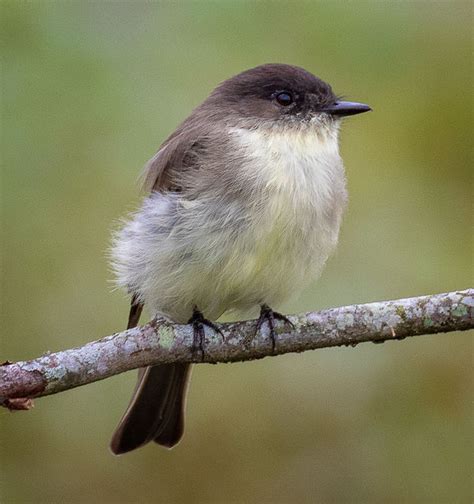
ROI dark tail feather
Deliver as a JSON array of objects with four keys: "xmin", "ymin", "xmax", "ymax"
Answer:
[
  {"xmin": 153, "ymin": 363, "xmax": 191, "ymax": 448},
  {"xmin": 126, "ymin": 295, "xmax": 143, "ymax": 330},
  {"xmin": 110, "ymin": 296, "xmax": 192, "ymax": 455},
  {"xmin": 110, "ymin": 363, "xmax": 191, "ymax": 455}
]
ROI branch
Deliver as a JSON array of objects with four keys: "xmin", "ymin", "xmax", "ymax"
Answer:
[{"xmin": 1, "ymin": 289, "xmax": 472, "ymax": 408}]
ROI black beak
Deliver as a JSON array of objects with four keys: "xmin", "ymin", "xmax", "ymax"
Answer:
[{"xmin": 321, "ymin": 101, "xmax": 372, "ymax": 117}]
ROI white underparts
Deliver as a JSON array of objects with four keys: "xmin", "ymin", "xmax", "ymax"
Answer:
[{"xmin": 111, "ymin": 123, "xmax": 347, "ymax": 322}]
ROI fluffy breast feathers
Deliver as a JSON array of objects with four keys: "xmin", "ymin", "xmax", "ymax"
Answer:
[{"xmin": 111, "ymin": 124, "xmax": 347, "ymax": 321}]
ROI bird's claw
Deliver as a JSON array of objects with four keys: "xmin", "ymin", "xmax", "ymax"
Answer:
[
  {"xmin": 188, "ymin": 306, "xmax": 224, "ymax": 361},
  {"xmin": 255, "ymin": 304, "xmax": 294, "ymax": 353}
]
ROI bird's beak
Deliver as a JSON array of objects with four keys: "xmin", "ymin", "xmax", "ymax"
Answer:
[{"xmin": 321, "ymin": 101, "xmax": 372, "ymax": 117}]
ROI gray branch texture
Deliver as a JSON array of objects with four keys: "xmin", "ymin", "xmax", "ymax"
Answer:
[{"xmin": 1, "ymin": 289, "xmax": 472, "ymax": 409}]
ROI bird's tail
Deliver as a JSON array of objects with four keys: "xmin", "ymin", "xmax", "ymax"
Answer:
[
  {"xmin": 110, "ymin": 363, "xmax": 192, "ymax": 454},
  {"xmin": 110, "ymin": 296, "xmax": 192, "ymax": 455}
]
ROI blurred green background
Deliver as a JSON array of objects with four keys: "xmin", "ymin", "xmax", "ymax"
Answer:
[{"xmin": 1, "ymin": 1, "xmax": 472, "ymax": 503}]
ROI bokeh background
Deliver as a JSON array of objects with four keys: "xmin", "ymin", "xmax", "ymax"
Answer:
[{"xmin": 1, "ymin": 2, "xmax": 472, "ymax": 503}]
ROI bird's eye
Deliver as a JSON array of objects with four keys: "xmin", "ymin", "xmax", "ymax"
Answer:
[{"xmin": 275, "ymin": 91, "xmax": 294, "ymax": 106}]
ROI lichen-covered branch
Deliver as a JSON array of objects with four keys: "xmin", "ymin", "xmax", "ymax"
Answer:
[{"xmin": 1, "ymin": 289, "xmax": 472, "ymax": 408}]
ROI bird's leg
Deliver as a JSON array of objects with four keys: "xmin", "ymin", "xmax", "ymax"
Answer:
[
  {"xmin": 256, "ymin": 304, "xmax": 295, "ymax": 353},
  {"xmin": 187, "ymin": 306, "xmax": 223, "ymax": 361}
]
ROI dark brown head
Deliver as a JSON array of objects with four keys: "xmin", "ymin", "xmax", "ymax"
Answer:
[{"xmin": 205, "ymin": 63, "xmax": 370, "ymax": 125}]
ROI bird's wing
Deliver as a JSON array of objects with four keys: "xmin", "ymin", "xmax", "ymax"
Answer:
[
  {"xmin": 127, "ymin": 120, "xmax": 206, "ymax": 326},
  {"xmin": 140, "ymin": 125, "xmax": 205, "ymax": 193}
]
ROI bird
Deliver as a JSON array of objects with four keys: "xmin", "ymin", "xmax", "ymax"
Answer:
[{"xmin": 109, "ymin": 63, "xmax": 371, "ymax": 455}]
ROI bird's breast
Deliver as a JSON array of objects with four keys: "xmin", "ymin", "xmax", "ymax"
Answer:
[
  {"xmin": 230, "ymin": 125, "xmax": 347, "ymax": 236},
  {"xmin": 221, "ymin": 126, "xmax": 347, "ymax": 306}
]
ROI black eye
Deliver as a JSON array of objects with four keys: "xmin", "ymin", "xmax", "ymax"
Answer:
[{"xmin": 275, "ymin": 91, "xmax": 294, "ymax": 106}]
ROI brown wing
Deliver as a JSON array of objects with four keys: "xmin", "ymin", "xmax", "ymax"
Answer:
[
  {"xmin": 140, "ymin": 122, "xmax": 205, "ymax": 193},
  {"xmin": 128, "ymin": 122, "xmax": 205, "ymax": 323}
]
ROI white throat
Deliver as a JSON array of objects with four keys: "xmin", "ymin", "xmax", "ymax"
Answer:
[{"xmin": 230, "ymin": 123, "xmax": 345, "ymax": 216}]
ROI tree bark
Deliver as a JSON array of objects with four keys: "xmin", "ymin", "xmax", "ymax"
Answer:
[{"xmin": 1, "ymin": 289, "xmax": 472, "ymax": 409}]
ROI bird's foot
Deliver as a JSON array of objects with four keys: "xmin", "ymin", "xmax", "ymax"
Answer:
[
  {"xmin": 255, "ymin": 304, "xmax": 294, "ymax": 353},
  {"xmin": 188, "ymin": 306, "xmax": 223, "ymax": 361}
]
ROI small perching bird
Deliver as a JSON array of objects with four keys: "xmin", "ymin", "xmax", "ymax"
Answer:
[{"xmin": 110, "ymin": 63, "xmax": 371, "ymax": 455}]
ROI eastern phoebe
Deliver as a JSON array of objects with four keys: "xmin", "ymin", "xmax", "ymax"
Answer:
[{"xmin": 109, "ymin": 63, "xmax": 370, "ymax": 455}]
